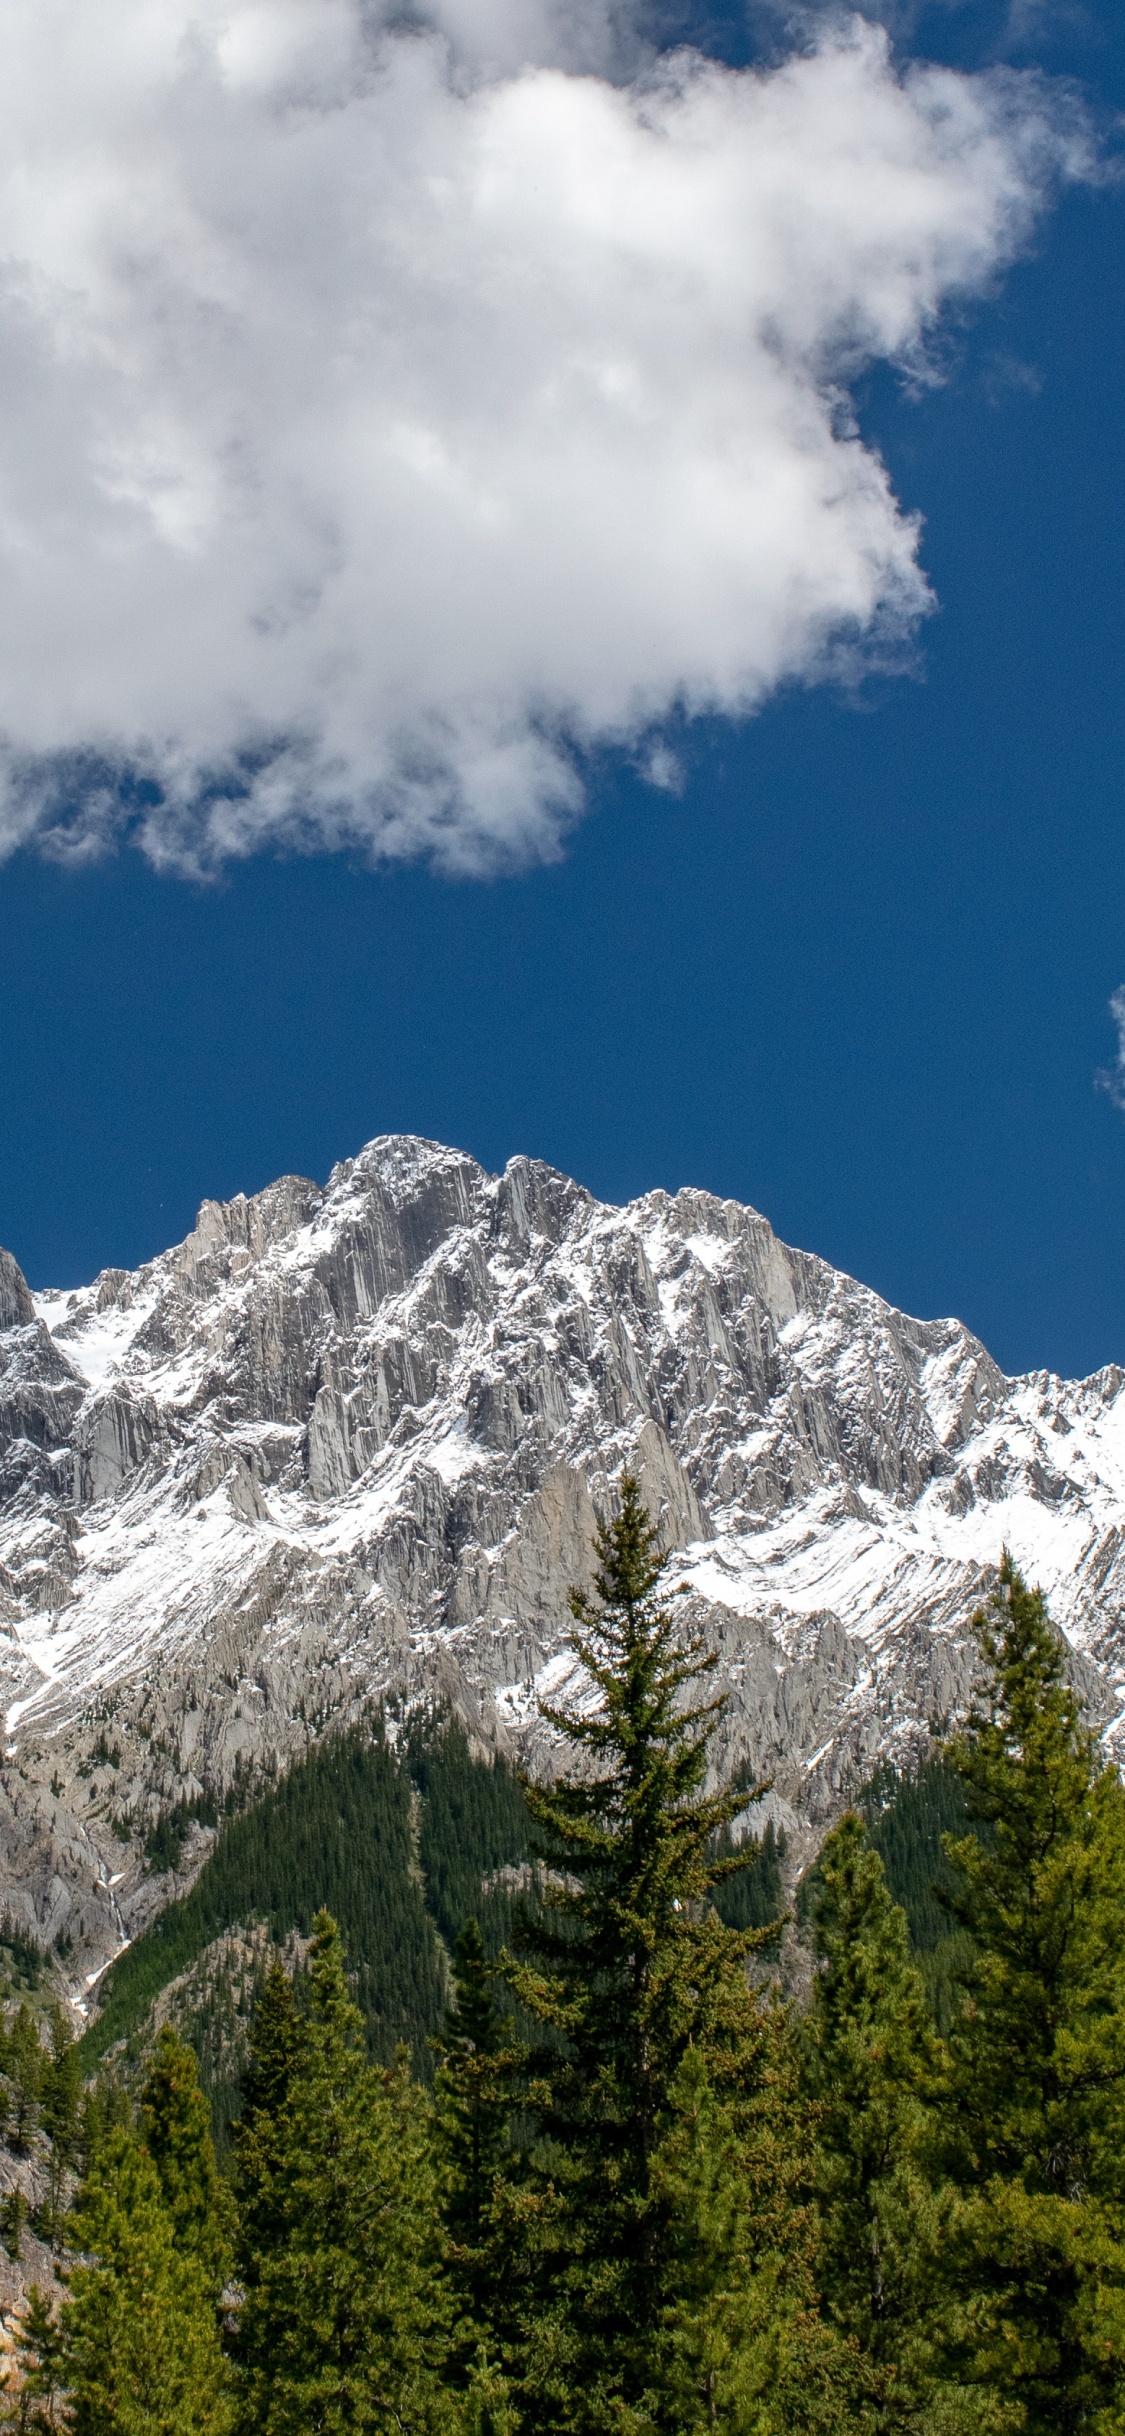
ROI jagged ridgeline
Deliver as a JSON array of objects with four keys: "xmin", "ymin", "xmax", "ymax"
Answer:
[{"xmin": 78, "ymin": 1716, "xmax": 532, "ymax": 2111}]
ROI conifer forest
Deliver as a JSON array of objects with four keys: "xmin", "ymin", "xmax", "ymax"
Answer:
[{"xmin": 1, "ymin": 1479, "xmax": 1124, "ymax": 2433}]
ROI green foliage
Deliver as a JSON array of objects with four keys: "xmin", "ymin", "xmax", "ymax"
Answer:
[
  {"xmin": 38, "ymin": 2008, "xmax": 83, "ymax": 2244},
  {"xmin": 77, "ymin": 2070, "xmax": 135, "ymax": 2174},
  {"xmin": 862, "ymin": 1757, "xmax": 969, "ymax": 1951},
  {"xmin": 510, "ymin": 1477, "xmax": 771, "ymax": 2156},
  {"xmin": 2, "ymin": 2188, "xmax": 27, "ymax": 2261},
  {"xmin": 143, "ymin": 1791, "xmax": 218, "ymax": 1876},
  {"xmin": 83, "ymin": 1718, "xmax": 533, "ymax": 2114},
  {"xmin": 139, "ymin": 2026, "xmax": 232, "ymax": 2294},
  {"xmin": 82, "ymin": 1726, "xmax": 446, "ymax": 2073},
  {"xmin": 234, "ymin": 1912, "xmax": 454, "ymax": 2436},
  {"xmin": 407, "ymin": 1718, "xmax": 531, "ymax": 1956},
  {"xmin": 58, "ymin": 2128, "xmax": 231, "ymax": 2436},
  {"xmin": 652, "ymin": 2046, "xmax": 857, "ymax": 2434},
  {"xmin": 495, "ymin": 1474, "xmax": 850, "ymax": 2431},
  {"xmin": 801, "ymin": 1753, "xmax": 976, "ymax": 2035},
  {"xmin": 936, "ymin": 1555, "xmax": 1125, "ymax": 2432},
  {"xmin": 76, "ymin": 1736, "xmax": 120, "ymax": 1782},
  {"xmin": 711, "ymin": 1815, "xmax": 787, "ymax": 1949},
  {"xmin": 239, "ymin": 1959, "xmax": 303, "ymax": 2127},
  {"xmin": 5, "ymin": 2006, "xmax": 44, "ymax": 2150},
  {"xmin": 2, "ymin": 2283, "xmax": 66, "ymax": 2432},
  {"xmin": 0, "ymin": 1913, "xmax": 48, "ymax": 1996},
  {"xmin": 25, "ymin": 1513, "xmax": 1125, "ymax": 2435},
  {"xmin": 457, "ymin": 2347, "xmax": 519, "ymax": 2436},
  {"xmin": 232, "ymin": 1961, "xmax": 305, "ymax": 2273},
  {"xmin": 802, "ymin": 1813, "xmax": 944, "ymax": 2430},
  {"xmin": 161, "ymin": 1937, "xmax": 273, "ymax": 2158},
  {"xmin": 435, "ymin": 1918, "xmax": 525, "ymax": 2332},
  {"xmin": 862, "ymin": 1755, "xmax": 975, "ymax": 2033}
]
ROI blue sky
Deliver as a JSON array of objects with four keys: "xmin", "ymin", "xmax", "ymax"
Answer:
[{"xmin": 1, "ymin": 0, "xmax": 1123, "ymax": 1383}]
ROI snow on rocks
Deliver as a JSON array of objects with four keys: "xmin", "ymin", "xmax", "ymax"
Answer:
[{"xmin": 0, "ymin": 1134, "xmax": 1122, "ymax": 1984}]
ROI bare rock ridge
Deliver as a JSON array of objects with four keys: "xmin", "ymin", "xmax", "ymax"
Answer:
[{"xmin": 0, "ymin": 1132, "xmax": 1123, "ymax": 1996}]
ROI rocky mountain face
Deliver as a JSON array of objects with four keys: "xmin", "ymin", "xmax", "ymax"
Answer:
[{"xmin": 0, "ymin": 1134, "xmax": 1123, "ymax": 2001}]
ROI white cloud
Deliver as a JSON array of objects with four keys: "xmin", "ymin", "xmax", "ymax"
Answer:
[
  {"xmin": 1097, "ymin": 987, "xmax": 1125, "ymax": 1113},
  {"xmin": 0, "ymin": 1, "xmax": 1088, "ymax": 875}
]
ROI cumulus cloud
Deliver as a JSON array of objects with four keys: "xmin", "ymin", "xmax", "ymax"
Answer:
[{"xmin": 0, "ymin": 0, "xmax": 1089, "ymax": 875}]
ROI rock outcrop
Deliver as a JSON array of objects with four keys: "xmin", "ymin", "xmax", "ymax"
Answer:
[{"xmin": 0, "ymin": 1133, "xmax": 1122, "ymax": 1996}]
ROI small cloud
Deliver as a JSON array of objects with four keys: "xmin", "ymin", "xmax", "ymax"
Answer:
[
  {"xmin": 639, "ymin": 742, "xmax": 684, "ymax": 795},
  {"xmin": 1001, "ymin": 0, "xmax": 1095, "ymax": 57},
  {"xmin": 1095, "ymin": 986, "xmax": 1125, "ymax": 1112},
  {"xmin": 980, "ymin": 349, "xmax": 1043, "ymax": 406}
]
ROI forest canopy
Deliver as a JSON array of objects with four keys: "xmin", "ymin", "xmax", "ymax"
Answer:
[{"xmin": 6, "ymin": 1494, "xmax": 1124, "ymax": 2435}]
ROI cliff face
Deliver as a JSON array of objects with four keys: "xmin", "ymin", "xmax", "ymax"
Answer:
[{"xmin": 0, "ymin": 1134, "xmax": 1122, "ymax": 1995}]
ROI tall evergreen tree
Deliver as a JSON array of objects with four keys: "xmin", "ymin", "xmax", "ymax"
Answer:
[
  {"xmin": 936, "ymin": 1555, "xmax": 1125, "ymax": 2431},
  {"xmin": 435, "ymin": 1918, "xmax": 523, "ymax": 2320},
  {"xmin": 58, "ymin": 2128, "xmax": 231, "ymax": 2436},
  {"xmin": 802, "ymin": 1813, "xmax": 944, "ymax": 2430},
  {"xmin": 76, "ymin": 2071, "xmax": 134, "ymax": 2178},
  {"xmin": 240, "ymin": 1959, "xmax": 303, "ymax": 2124},
  {"xmin": 235, "ymin": 1913, "xmax": 454, "ymax": 2435},
  {"xmin": 500, "ymin": 1474, "xmax": 851, "ymax": 2432},
  {"xmin": 40, "ymin": 2008, "xmax": 82, "ymax": 2244},
  {"xmin": 2, "ymin": 2190, "xmax": 27, "ymax": 2262},
  {"xmin": 232, "ymin": 1957, "xmax": 306, "ymax": 2280},
  {"xmin": 139, "ymin": 2025, "xmax": 232, "ymax": 2295},
  {"xmin": 7, "ymin": 2008, "xmax": 42, "ymax": 2151}
]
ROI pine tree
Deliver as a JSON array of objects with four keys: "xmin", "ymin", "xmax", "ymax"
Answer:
[
  {"xmin": 802, "ymin": 1812, "xmax": 944, "ymax": 2430},
  {"xmin": 139, "ymin": 2024, "xmax": 231, "ymax": 2295},
  {"xmin": 711, "ymin": 1816, "xmax": 787, "ymax": 1947},
  {"xmin": 40, "ymin": 2010, "xmax": 82, "ymax": 2245},
  {"xmin": 7, "ymin": 2008, "xmax": 42, "ymax": 2151},
  {"xmin": 433, "ymin": 1920, "xmax": 526, "ymax": 2424},
  {"xmin": 58, "ymin": 2127, "xmax": 231, "ymax": 2436},
  {"xmin": 76, "ymin": 2072, "xmax": 134, "ymax": 2177},
  {"xmin": 234, "ymin": 1912, "xmax": 454, "ymax": 2435},
  {"xmin": 936, "ymin": 1555, "xmax": 1125, "ymax": 2431},
  {"xmin": 653, "ymin": 2047, "xmax": 856, "ymax": 2436},
  {"xmin": 2, "ymin": 2189, "xmax": 27, "ymax": 2262},
  {"xmin": 240, "ymin": 1959, "xmax": 303, "ymax": 2124},
  {"xmin": 232, "ymin": 1957, "xmax": 306, "ymax": 2278},
  {"xmin": 457, "ymin": 2346, "xmax": 519, "ymax": 2436},
  {"xmin": 1, "ymin": 2284, "xmax": 65, "ymax": 2432},
  {"xmin": 499, "ymin": 1474, "xmax": 850, "ymax": 2432},
  {"xmin": 435, "ymin": 1918, "xmax": 524, "ymax": 2320}
]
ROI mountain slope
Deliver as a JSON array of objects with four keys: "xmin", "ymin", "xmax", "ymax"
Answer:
[{"xmin": 0, "ymin": 1134, "xmax": 1122, "ymax": 1998}]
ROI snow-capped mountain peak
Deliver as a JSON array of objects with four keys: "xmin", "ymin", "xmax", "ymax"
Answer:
[{"xmin": 1, "ymin": 1135, "xmax": 1122, "ymax": 1983}]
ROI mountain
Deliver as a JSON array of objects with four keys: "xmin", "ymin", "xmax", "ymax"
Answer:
[{"xmin": 1, "ymin": 1134, "xmax": 1123, "ymax": 2002}]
